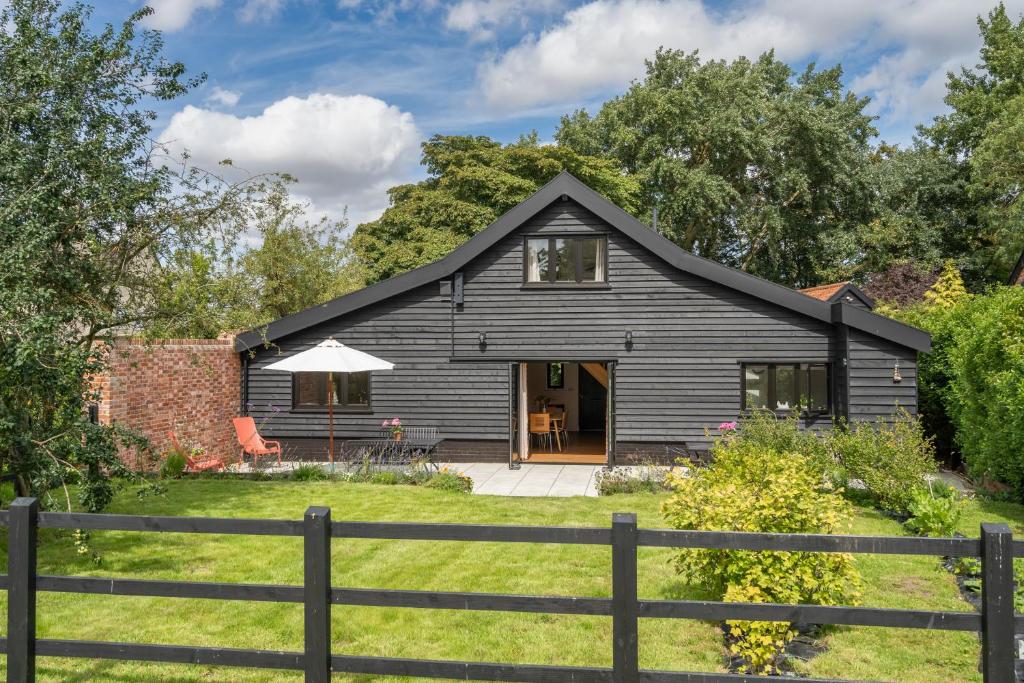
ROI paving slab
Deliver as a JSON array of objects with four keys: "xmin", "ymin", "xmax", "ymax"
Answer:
[
  {"xmin": 510, "ymin": 465, "xmax": 563, "ymax": 496},
  {"xmin": 548, "ymin": 466, "xmax": 600, "ymax": 497},
  {"xmin": 235, "ymin": 460, "xmax": 615, "ymax": 497}
]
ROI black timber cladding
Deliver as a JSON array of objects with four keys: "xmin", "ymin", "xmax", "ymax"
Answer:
[
  {"xmin": 244, "ymin": 193, "xmax": 924, "ymax": 450},
  {"xmin": 235, "ymin": 172, "xmax": 930, "ymax": 354}
]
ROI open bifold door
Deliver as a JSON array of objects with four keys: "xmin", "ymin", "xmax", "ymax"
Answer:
[
  {"xmin": 606, "ymin": 361, "xmax": 616, "ymax": 468},
  {"xmin": 509, "ymin": 362, "xmax": 521, "ymax": 469}
]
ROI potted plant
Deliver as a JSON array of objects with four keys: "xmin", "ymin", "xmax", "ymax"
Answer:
[{"xmin": 382, "ymin": 417, "xmax": 404, "ymax": 441}]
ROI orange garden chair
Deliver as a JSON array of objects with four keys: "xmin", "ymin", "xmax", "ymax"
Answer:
[
  {"xmin": 166, "ymin": 431, "xmax": 225, "ymax": 473},
  {"xmin": 232, "ymin": 416, "xmax": 283, "ymax": 466}
]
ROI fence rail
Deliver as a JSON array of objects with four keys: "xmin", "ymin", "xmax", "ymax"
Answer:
[{"xmin": 1, "ymin": 497, "xmax": 1018, "ymax": 683}]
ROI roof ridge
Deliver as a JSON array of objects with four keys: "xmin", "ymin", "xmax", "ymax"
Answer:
[{"xmin": 235, "ymin": 172, "xmax": 926, "ymax": 353}]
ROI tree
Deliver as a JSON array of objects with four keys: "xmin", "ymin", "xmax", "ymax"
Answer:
[
  {"xmin": 862, "ymin": 262, "xmax": 940, "ymax": 309},
  {"xmin": 149, "ymin": 189, "xmax": 364, "ymax": 337},
  {"xmin": 0, "ymin": 1, "xmax": 277, "ymax": 507},
  {"xmin": 924, "ymin": 4, "xmax": 1024, "ymax": 284},
  {"xmin": 815, "ymin": 143, "xmax": 969, "ymax": 284},
  {"xmin": 350, "ymin": 133, "xmax": 640, "ymax": 283},
  {"xmin": 556, "ymin": 49, "xmax": 876, "ymax": 287}
]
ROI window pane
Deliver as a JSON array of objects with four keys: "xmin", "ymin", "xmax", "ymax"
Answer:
[
  {"xmin": 775, "ymin": 365, "xmax": 796, "ymax": 411},
  {"xmin": 295, "ymin": 373, "xmax": 326, "ymax": 406},
  {"xmin": 744, "ymin": 365, "xmax": 768, "ymax": 410},
  {"xmin": 554, "ymin": 238, "xmax": 575, "ymax": 282},
  {"xmin": 345, "ymin": 372, "xmax": 370, "ymax": 406},
  {"xmin": 547, "ymin": 363, "xmax": 564, "ymax": 388},
  {"xmin": 580, "ymin": 238, "xmax": 606, "ymax": 282},
  {"xmin": 806, "ymin": 364, "xmax": 829, "ymax": 412},
  {"xmin": 329, "ymin": 374, "xmax": 343, "ymax": 405},
  {"xmin": 526, "ymin": 239, "xmax": 548, "ymax": 282}
]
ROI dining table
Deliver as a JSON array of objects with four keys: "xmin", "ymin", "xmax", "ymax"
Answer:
[{"xmin": 547, "ymin": 408, "xmax": 565, "ymax": 451}]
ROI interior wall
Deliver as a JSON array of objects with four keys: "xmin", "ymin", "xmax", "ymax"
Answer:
[{"xmin": 525, "ymin": 362, "xmax": 580, "ymax": 431}]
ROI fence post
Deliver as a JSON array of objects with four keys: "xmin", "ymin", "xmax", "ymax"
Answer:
[
  {"xmin": 981, "ymin": 522, "xmax": 1014, "ymax": 683},
  {"xmin": 304, "ymin": 506, "xmax": 331, "ymax": 683},
  {"xmin": 8, "ymin": 497, "xmax": 38, "ymax": 683},
  {"xmin": 612, "ymin": 512, "xmax": 638, "ymax": 683}
]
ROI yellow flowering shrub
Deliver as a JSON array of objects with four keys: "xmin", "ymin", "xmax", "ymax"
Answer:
[{"xmin": 661, "ymin": 439, "xmax": 861, "ymax": 674}]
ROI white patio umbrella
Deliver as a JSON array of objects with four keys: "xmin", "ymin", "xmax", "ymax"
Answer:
[{"xmin": 264, "ymin": 338, "xmax": 394, "ymax": 465}]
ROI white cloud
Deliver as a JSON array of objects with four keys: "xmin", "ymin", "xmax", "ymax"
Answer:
[
  {"xmin": 445, "ymin": 0, "xmax": 565, "ymax": 42},
  {"xmin": 142, "ymin": 0, "xmax": 221, "ymax": 32},
  {"xmin": 238, "ymin": 0, "xmax": 288, "ymax": 23},
  {"xmin": 476, "ymin": 0, "xmax": 1024, "ymax": 130},
  {"xmin": 206, "ymin": 86, "xmax": 241, "ymax": 107},
  {"xmin": 159, "ymin": 93, "xmax": 421, "ymax": 225}
]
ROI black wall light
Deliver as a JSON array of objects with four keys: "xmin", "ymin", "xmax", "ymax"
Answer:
[
  {"xmin": 478, "ymin": 331, "xmax": 487, "ymax": 347},
  {"xmin": 625, "ymin": 330, "xmax": 633, "ymax": 347}
]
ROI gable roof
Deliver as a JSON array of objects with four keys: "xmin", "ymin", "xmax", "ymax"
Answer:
[
  {"xmin": 235, "ymin": 172, "xmax": 930, "ymax": 353},
  {"xmin": 799, "ymin": 281, "xmax": 875, "ymax": 309}
]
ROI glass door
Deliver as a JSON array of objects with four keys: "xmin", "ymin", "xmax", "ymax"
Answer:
[
  {"xmin": 606, "ymin": 361, "xmax": 616, "ymax": 467},
  {"xmin": 509, "ymin": 362, "xmax": 520, "ymax": 469}
]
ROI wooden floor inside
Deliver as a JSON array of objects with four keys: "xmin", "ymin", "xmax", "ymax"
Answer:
[{"xmin": 526, "ymin": 431, "xmax": 606, "ymax": 465}]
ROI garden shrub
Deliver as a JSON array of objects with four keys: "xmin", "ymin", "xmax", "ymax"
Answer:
[
  {"xmin": 888, "ymin": 274, "xmax": 1024, "ymax": 495},
  {"xmin": 662, "ymin": 439, "xmax": 861, "ymax": 674},
  {"xmin": 424, "ymin": 467, "xmax": 473, "ymax": 493},
  {"xmin": 828, "ymin": 412, "xmax": 936, "ymax": 514},
  {"xmin": 291, "ymin": 464, "xmax": 328, "ymax": 482},
  {"xmin": 595, "ymin": 464, "xmax": 669, "ymax": 495},
  {"xmin": 903, "ymin": 483, "xmax": 964, "ymax": 537},
  {"xmin": 726, "ymin": 411, "xmax": 831, "ymax": 470},
  {"xmin": 942, "ymin": 287, "xmax": 1024, "ymax": 493},
  {"xmin": 159, "ymin": 452, "xmax": 187, "ymax": 479}
]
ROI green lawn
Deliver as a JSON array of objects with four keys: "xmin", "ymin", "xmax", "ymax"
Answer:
[{"xmin": 1, "ymin": 479, "xmax": 1021, "ymax": 682}]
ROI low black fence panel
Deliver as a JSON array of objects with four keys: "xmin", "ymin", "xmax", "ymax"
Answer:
[{"xmin": 0, "ymin": 496, "xmax": 1017, "ymax": 683}]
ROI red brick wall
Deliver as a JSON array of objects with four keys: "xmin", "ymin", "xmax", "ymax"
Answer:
[{"xmin": 94, "ymin": 337, "xmax": 240, "ymax": 469}]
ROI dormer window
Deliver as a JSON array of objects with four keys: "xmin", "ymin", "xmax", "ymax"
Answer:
[{"xmin": 524, "ymin": 236, "xmax": 607, "ymax": 285}]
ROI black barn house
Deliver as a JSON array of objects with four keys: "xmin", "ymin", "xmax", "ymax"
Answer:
[{"xmin": 236, "ymin": 172, "xmax": 929, "ymax": 467}]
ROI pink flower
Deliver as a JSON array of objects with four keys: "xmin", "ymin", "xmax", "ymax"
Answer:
[
  {"xmin": 381, "ymin": 420, "xmax": 389, "ymax": 428},
  {"xmin": 719, "ymin": 421, "xmax": 738, "ymax": 432},
  {"xmin": 391, "ymin": 417, "xmax": 401, "ymax": 426}
]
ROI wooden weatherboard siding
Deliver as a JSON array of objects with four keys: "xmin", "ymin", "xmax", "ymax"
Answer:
[
  {"xmin": 246, "ymin": 284, "xmax": 508, "ymax": 444},
  {"xmin": 847, "ymin": 329, "xmax": 918, "ymax": 422},
  {"xmin": 245, "ymin": 195, "xmax": 920, "ymax": 456}
]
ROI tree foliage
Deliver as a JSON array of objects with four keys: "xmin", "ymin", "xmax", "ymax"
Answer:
[
  {"xmin": 924, "ymin": 4, "xmax": 1024, "ymax": 284},
  {"xmin": 862, "ymin": 262, "xmax": 940, "ymax": 309},
  {"xmin": 556, "ymin": 49, "xmax": 875, "ymax": 287},
  {"xmin": 149, "ymin": 189, "xmax": 363, "ymax": 337},
  {"xmin": 817, "ymin": 143, "xmax": 969, "ymax": 285},
  {"xmin": 0, "ymin": 0, "xmax": 285, "ymax": 507},
  {"xmin": 350, "ymin": 133, "xmax": 641, "ymax": 283}
]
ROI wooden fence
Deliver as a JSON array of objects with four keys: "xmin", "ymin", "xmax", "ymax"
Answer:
[{"xmin": 0, "ymin": 496, "xmax": 1018, "ymax": 682}]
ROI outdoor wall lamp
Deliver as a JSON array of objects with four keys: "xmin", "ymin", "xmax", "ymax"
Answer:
[
  {"xmin": 624, "ymin": 330, "xmax": 633, "ymax": 347},
  {"xmin": 893, "ymin": 360, "xmax": 902, "ymax": 383},
  {"xmin": 478, "ymin": 331, "xmax": 487, "ymax": 347}
]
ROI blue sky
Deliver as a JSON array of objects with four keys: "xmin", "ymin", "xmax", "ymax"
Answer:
[{"xmin": 89, "ymin": 1, "xmax": 1019, "ymax": 226}]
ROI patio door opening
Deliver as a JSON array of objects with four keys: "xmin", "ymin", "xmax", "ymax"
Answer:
[{"xmin": 514, "ymin": 361, "xmax": 610, "ymax": 465}]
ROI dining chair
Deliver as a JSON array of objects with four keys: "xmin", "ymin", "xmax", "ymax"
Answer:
[
  {"xmin": 528, "ymin": 412, "xmax": 553, "ymax": 452},
  {"xmin": 554, "ymin": 406, "xmax": 569, "ymax": 446},
  {"xmin": 547, "ymin": 406, "xmax": 567, "ymax": 451}
]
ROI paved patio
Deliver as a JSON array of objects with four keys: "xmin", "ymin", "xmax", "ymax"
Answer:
[
  {"xmin": 443, "ymin": 462, "xmax": 603, "ymax": 497},
  {"xmin": 230, "ymin": 460, "xmax": 674, "ymax": 497}
]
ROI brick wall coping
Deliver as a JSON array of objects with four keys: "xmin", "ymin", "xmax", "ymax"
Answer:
[{"xmin": 106, "ymin": 337, "xmax": 237, "ymax": 348}]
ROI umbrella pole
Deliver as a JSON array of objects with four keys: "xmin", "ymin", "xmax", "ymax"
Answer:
[{"xmin": 327, "ymin": 371, "xmax": 335, "ymax": 467}]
